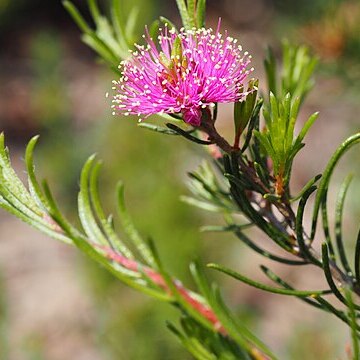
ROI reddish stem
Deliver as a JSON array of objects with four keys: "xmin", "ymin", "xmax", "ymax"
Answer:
[
  {"xmin": 101, "ymin": 246, "xmax": 226, "ymax": 333},
  {"xmin": 233, "ymin": 129, "xmax": 242, "ymax": 150}
]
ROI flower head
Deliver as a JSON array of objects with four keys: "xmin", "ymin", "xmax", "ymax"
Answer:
[{"xmin": 112, "ymin": 20, "xmax": 253, "ymax": 126}]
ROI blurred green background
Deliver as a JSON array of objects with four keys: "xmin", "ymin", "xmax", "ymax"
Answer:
[{"xmin": 0, "ymin": 0, "xmax": 359, "ymax": 359}]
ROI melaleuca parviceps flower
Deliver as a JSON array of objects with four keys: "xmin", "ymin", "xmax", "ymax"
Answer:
[{"xmin": 112, "ymin": 20, "xmax": 253, "ymax": 127}]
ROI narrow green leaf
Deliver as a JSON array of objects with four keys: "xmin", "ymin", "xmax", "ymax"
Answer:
[
  {"xmin": 321, "ymin": 243, "xmax": 349, "ymax": 304},
  {"xmin": 289, "ymin": 96, "xmax": 300, "ymax": 122},
  {"xmin": 188, "ymin": 171, "xmax": 223, "ymax": 202},
  {"xmin": 354, "ymin": 228, "xmax": 360, "ymax": 284},
  {"xmin": 294, "ymin": 112, "xmax": 319, "ymax": 147},
  {"xmin": 269, "ymin": 92, "xmax": 279, "ymax": 123},
  {"xmin": 82, "ymin": 33, "xmax": 119, "ymax": 66},
  {"xmin": 260, "ymin": 266, "xmax": 325, "ymax": 310},
  {"xmin": 233, "ymin": 79, "xmax": 258, "ymax": 143},
  {"xmin": 167, "ymin": 322, "xmax": 216, "ymax": 360},
  {"xmin": 25, "ymin": 136, "xmax": 50, "ymax": 209},
  {"xmin": 290, "ymin": 174, "xmax": 322, "ymax": 202},
  {"xmin": 295, "ymin": 185, "xmax": 321, "ymax": 265},
  {"xmin": 233, "ymin": 229, "xmax": 307, "ymax": 265},
  {"xmin": 200, "ymin": 223, "xmax": 253, "ymax": 233},
  {"xmin": 322, "ymin": 244, "xmax": 360, "ymax": 313},
  {"xmin": 0, "ymin": 135, "xmax": 40, "ymax": 213},
  {"xmin": 125, "ymin": 7, "xmax": 139, "ymax": 42},
  {"xmin": 138, "ymin": 122, "xmax": 179, "ymax": 135},
  {"xmin": 42, "ymin": 180, "xmax": 84, "ymax": 240},
  {"xmin": 87, "ymin": 0, "xmax": 101, "ymax": 23},
  {"xmin": 224, "ymin": 173, "xmax": 252, "ymax": 191},
  {"xmin": 167, "ymin": 321, "xmax": 185, "ymax": 339},
  {"xmin": 196, "ymin": 0, "xmax": 206, "ymax": 27},
  {"xmin": 111, "ymin": 0, "xmax": 128, "ymax": 48},
  {"xmin": 187, "ymin": 0, "xmax": 197, "ymax": 22},
  {"xmin": 149, "ymin": 19, "xmax": 160, "ymax": 39},
  {"xmin": 166, "ymin": 123, "xmax": 212, "ymax": 145},
  {"xmin": 78, "ymin": 155, "xmax": 110, "ymax": 246},
  {"xmin": 241, "ymin": 99, "xmax": 263, "ymax": 152},
  {"xmin": 159, "ymin": 16, "xmax": 178, "ymax": 32},
  {"xmin": 285, "ymin": 115, "xmax": 296, "ymax": 156},
  {"xmin": 264, "ymin": 47, "xmax": 277, "ymax": 96},
  {"xmin": 312, "ymin": 133, "xmax": 360, "ymax": 238},
  {"xmin": 96, "ymin": 16, "xmax": 124, "ymax": 57},
  {"xmin": 190, "ymin": 262, "xmax": 274, "ymax": 359},
  {"xmin": 171, "ymin": 36, "xmax": 183, "ymax": 60},
  {"xmin": 253, "ymin": 130, "xmax": 278, "ymax": 164},
  {"xmin": 63, "ymin": 1, "xmax": 91, "ymax": 33},
  {"xmin": 180, "ymin": 320, "xmax": 218, "ymax": 360},
  {"xmin": 321, "ymin": 195, "xmax": 336, "ymax": 260},
  {"xmin": 181, "ymin": 196, "xmax": 225, "ymax": 212},
  {"xmin": 315, "ymin": 296, "xmax": 353, "ymax": 328},
  {"xmin": 117, "ymin": 183, "xmax": 156, "ymax": 267},
  {"xmin": 175, "ymin": 0, "xmax": 192, "ymax": 29},
  {"xmin": 335, "ymin": 174, "xmax": 354, "ymax": 276},
  {"xmin": 253, "ymin": 161, "xmax": 270, "ymax": 188},
  {"xmin": 89, "ymin": 161, "xmax": 134, "ymax": 258},
  {"xmin": 208, "ymin": 263, "xmax": 330, "ymax": 297}
]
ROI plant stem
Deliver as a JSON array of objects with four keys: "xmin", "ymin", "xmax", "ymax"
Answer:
[
  {"xmin": 200, "ymin": 120, "xmax": 234, "ymax": 154},
  {"xmin": 200, "ymin": 111, "xmax": 360, "ymax": 298}
]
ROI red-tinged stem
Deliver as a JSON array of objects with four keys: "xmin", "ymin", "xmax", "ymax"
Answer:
[
  {"xmin": 200, "ymin": 107, "xmax": 235, "ymax": 154},
  {"xmin": 233, "ymin": 129, "xmax": 242, "ymax": 151},
  {"xmin": 43, "ymin": 213, "xmax": 63, "ymax": 232},
  {"xmin": 102, "ymin": 247, "xmax": 270, "ymax": 359},
  {"xmin": 175, "ymin": 283, "xmax": 224, "ymax": 332},
  {"xmin": 200, "ymin": 120, "xmax": 234, "ymax": 154},
  {"xmin": 100, "ymin": 246, "xmax": 226, "ymax": 334}
]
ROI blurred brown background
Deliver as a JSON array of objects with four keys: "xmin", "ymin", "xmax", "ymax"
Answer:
[{"xmin": 0, "ymin": 0, "xmax": 360, "ymax": 359}]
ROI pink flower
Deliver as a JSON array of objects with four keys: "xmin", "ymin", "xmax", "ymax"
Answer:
[{"xmin": 112, "ymin": 20, "xmax": 253, "ymax": 126}]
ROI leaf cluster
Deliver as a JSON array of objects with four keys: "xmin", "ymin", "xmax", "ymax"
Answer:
[
  {"xmin": 64, "ymin": 0, "xmax": 138, "ymax": 72},
  {"xmin": 255, "ymin": 93, "xmax": 318, "ymax": 188},
  {"xmin": 175, "ymin": 0, "xmax": 206, "ymax": 29},
  {"xmin": 264, "ymin": 40, "xmax": 318, "ymax": 103},
  {"xmin": 0, "ymin": 134, "xmax": 275, "ymax": 359}
]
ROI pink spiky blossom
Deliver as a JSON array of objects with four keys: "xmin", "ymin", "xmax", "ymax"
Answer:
[{"xmin": 112, "ymin": 20, "xmax": 253, "ymax": 126}]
